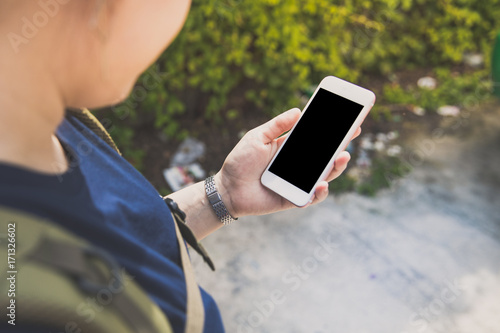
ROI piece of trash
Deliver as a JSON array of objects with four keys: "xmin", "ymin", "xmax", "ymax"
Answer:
[
  {"xmin": 360, "ymin": 137, "xmax": 374, "ymax": 150},
  {"xmin": 387, "ymin": 145, "xmax": 402, "ymax": 157},
  {"xmin": 463, "ymin": 53, "xmax": 484, "ymax": 68},
  {"xmin": 376, "ymin": 133, "xmax": 388, "ymax": 143},
  {"xmin": 417, "ymin": 76, "xmax": 437, "ymax": 90},
  {"xmin": 163, "ymin": 163, "xmax": 206, "ymax": 192},
  {"xmin": 411, "ymin": 106, "xmax": 426, "ymax": 116},
  {"xmin": 386, "ymin": 131, "xmax": 399, "ymax": 141},
  {"xmin": 171, "ymin": 138, "xmax": 205, "ymax": 167},
  {"xmin": 374, "ymin": 141, "xmax": 385, "ymax": 151},
  {"xmin": 356, "ymin": 150, "xmax": 372, "ymax": 168},
  {"xmin": 437, "ymin": 105, "xmax": 460, "ymax": 117}
]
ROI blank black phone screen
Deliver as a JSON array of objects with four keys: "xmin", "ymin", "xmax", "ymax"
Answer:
[{"xmin": 268, "ymin": 88, "xmax": 364, "ymax": 193}]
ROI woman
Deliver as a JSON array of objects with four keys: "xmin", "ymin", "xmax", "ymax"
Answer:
[{"xmin": 0, "ymin": 1, "xmax": 358, "ymax": 332}]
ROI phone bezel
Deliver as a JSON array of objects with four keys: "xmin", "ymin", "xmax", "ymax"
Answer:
[{"xmin": 260, "ymin": 76, "xmax": 376, "ymax": 206}]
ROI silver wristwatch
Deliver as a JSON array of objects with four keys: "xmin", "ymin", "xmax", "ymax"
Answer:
[{"xmin": 204, "ymin": 176, "xmax": 237, "ymax": 226}]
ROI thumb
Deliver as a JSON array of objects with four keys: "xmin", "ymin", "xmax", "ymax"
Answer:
[{"xmin": 261, "ymin": 108, "xmax": 301, "ymax": 143}]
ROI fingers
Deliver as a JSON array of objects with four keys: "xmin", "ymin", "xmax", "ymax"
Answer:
[
  {"xmin": 313, "ymin": 181, "xmax": 330, "ymax": 203},
  {"xmin": 258, "ymin": 110, "xmax": 361, "ymax": 147},
  {"xmin": 301, "ymin": 181, "xmax": 329, "ymax": 208},
  {"xmin": 325, "ymin": 151, "xmax": 351, "ymax": 182},
  {"xmin": 321, "ymin": 127, "xmax": 358, "ymax": 182},
  {"xmin": 301, "ymin": 152, "xmax": 350, "ymax": 207},
  {"xmin": 260, "ymin": 108, "xmax": 301, "ymax": 143},
  {"xmin": 352, "ymin": 127, "xmax": 362, "ymax": 140},
  {"xmin": 300, "ymin": 151, "xmax": 352, "ymax": 209}
]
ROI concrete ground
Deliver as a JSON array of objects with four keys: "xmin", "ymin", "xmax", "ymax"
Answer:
[{"xmin": 191, "ymin": 103, "xmax": 500, "ymax": 333}]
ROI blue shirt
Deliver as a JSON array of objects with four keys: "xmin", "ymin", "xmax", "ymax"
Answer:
[{"xmin": 0, "ymin": 113, "xmax": 224, "ymax": 333}]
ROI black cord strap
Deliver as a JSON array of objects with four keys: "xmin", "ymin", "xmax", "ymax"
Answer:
[{"xmin": 164, "ymin": 197, "xmax": 215, "ymax": 271}]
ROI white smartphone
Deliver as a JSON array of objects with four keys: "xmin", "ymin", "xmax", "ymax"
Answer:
[{"xmin": 261, "ymin": 76, "xmax": 376, "ymax": 206}]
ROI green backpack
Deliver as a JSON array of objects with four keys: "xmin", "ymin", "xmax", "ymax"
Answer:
[{"xmin": 0, "ymin": 109, "xmax": 211, "ymax": 333}]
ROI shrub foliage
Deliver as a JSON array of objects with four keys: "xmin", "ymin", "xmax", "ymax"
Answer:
[{"xmin": 108, "ymin": 0, "xmax": 500, "ymax": 143}]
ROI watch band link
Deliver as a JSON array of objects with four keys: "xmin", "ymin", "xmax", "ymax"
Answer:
[{"xmin": 204, "ymin": 176, "xmax": 237, "ymax": 226}]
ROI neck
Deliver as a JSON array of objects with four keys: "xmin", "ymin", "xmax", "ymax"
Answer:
[{"xmin": 0, "ymin": 52, "xmax": 68, "ymax": 174}]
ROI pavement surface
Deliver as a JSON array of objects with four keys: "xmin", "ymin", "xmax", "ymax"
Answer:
[{"xmin": 191, "ymin": 103, "xmax": 500, "ymax": 333}]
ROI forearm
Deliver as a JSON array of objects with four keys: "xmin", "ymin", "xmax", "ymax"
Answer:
[{"xmin": 166, "ymin": 173, "xmax": 232, "ymax": 240}]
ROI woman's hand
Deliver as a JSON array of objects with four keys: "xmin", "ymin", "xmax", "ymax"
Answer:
[
  {"xmin": 169, "ymin": 108, "xmax": 361, "ymax": 240},
  {"xmin": 216, "ymin": 108, "xmax": 361, "ymax": 218}
]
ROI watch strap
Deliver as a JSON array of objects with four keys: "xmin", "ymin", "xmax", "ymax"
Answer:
[{"xmin": 204, "ymin": 176, "xmax": 237, "ymax": 225}]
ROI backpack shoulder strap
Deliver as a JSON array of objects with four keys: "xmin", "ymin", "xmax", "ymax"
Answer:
[
  {"xmin": 172, "ymin": 212, "xmax": 205, "ymax": 333},
  {"xmin": 66, "ymin": 108, "xmax": 121, "ymax": 155},
  {"xmin": 0, "ymin": 206, "xmax": 173, "ymax": 333}
]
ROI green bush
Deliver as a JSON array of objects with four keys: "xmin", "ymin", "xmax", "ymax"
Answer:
[
  {"xmin": 130, "ymin": 0, "xmax": 500, "ymax": 135},
  {"xmin": 105, "ymin": 0, "xmax": 500, "ymax": 163}
]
